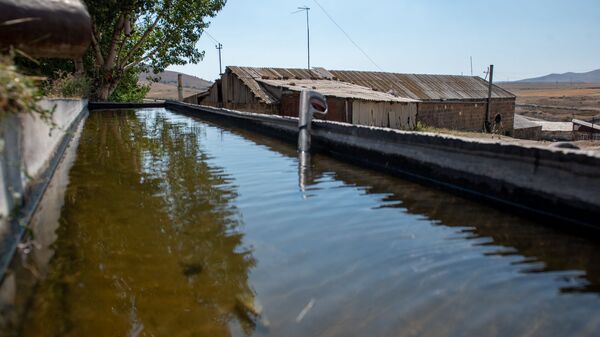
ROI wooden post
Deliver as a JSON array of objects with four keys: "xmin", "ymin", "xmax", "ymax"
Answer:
[
  {"xmin": 485, "ymin": 64, "xmax": 494, "ymax": 132},
  {"xmin": 177, "ymin": 73, "xmax": 183, "ymax": 101}
]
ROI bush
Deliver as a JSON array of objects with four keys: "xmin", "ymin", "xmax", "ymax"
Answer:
[
  {"xmin": 44, "ymin": 70, "xmax": 90, "ymax": 98},
  {"xmin": 0, "ymin": 55, "xmax": 51, "ymax": 122},
  {"xmin": 109, "ymin": 68, "xmax": 150, "ymax": 102},
  {"xmin": 414, "ymin": 121, "xmax": 428, "ymax": 132}
]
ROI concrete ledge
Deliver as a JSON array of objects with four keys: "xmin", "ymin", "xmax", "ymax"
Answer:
[
  {"xmin": 0, "ymin": 99, "xmax": 88, "ymax": 279},
  {"xmin": 166, "ymin": 100, "xmax": 600, "ymax": 231},
  {"xmin": 89, "ymin": 102, "xmax": 165, "ymax": 110}
]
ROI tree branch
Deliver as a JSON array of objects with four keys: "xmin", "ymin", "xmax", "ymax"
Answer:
[
  {"xmin": 91, "ymin": 23, "xmax": 105, "ymax": 67},
  {"xmin": 103, "ymin": 14, "xmax": 125, "ymax": 71},
  {"xmin": 123, "ymin": 1, "xmax": 170, "ymax": 67},
  {"xmin": 123, "ymin": 46, "xmax": 160, "ymax": 70}
]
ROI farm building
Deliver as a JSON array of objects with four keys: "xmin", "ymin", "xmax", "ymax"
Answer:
[
  {"xmin": 330, "ymin": 70, "xmax": 516, "ymax": 134},
  {"xmin": 187, "ymin": 66, "xmax": 516, "ymax": 133},
  {"xmin": 573, "ymin": 119, "xmax": 600, "ymax": 141}
]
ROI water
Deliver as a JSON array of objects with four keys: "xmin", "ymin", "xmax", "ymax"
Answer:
[{"xmin": 14, "ymin": 108, "xmax": 600, "ymax": 336}]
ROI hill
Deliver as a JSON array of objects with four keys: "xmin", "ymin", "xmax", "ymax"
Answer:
[
  {"xmin": 518, "ymin": 69, "xmax": 600, "ymax": 83},
  {"xmin": 139, "ymin": 70, "xmax": 212, "ymax": 90},
  {"xmin": 139, "ymin": 70, "xmax": 212, "ymax": 100}
]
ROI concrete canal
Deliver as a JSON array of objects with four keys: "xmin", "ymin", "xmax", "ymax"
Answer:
[{"xmin": 12, "ymin": 108, "xmax": 600, "ymax": 336}]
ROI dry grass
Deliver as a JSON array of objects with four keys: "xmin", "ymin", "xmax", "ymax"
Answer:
[
  {"xmin": 142, "ymin": 81, "xmax": 203, "ymax": 100},
  {"xmin": 499, "ymin": 82, "xmax": 600, "ymax": 122}
]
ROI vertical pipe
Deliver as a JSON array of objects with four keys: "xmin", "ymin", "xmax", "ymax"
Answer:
[
  {"xmin": 298, "ymin": 91, "xmax": 311, "ymax": 152},
  {"xmin": 177, "ymin": 73, "xmax": 183, "ymax": 101},
  {"xmin": 485, "ymin": 64, "xmax": 494, "ymax": 132}
]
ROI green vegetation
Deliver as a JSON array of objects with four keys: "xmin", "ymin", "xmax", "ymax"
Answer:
[
  {"xmin": 107, "ymin": 69, "xmax": 150, "ymax": 102},
  {"xmin": 84, "ymin": 0, "xmax": 226, "ymax": 101},
  {"xmin": 414, "ymin": 121, "xmax": 428, "ymax": 132},
  {"xmin": 15, "ymin": 0, "xmax": 226, "ymax": 102},
  {"xmin": 0, "ymin": 55, "xmax": 51, "ymax": 122},
  {"xmin": 43, "ymin": 71, "xmax": 91, "ymax": 98}
]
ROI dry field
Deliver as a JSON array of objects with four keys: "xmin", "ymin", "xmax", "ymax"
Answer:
[
  {"xmin": 142, "ymin": 81, "xmax": 203, "ymax": 100},
  {"xmin": 499, "ymin": 82, "xmax": 600, "ymax": 122}
]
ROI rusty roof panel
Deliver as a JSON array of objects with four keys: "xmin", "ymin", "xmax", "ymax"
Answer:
[
  {"xmin": 258, "ymin": 79, "xmax": 418, "ymax": 103},
  {"xmin": 330, "ymin": 71, "xmax": 515, "ymax": 100},
  {"xmin": 225, "ymin": 66, "xmax": 515, "ymax": 105},
  {"xmin": 227, "ymin": 66, "xmax": 336, "ymax": 104}
]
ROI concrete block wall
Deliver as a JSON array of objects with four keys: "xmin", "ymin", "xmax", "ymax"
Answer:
[
  {"xmin": 417, "ymin": 98, "xmax": 515, "ymax": 135},
  {"xmin": 514, "ymin": 126, "xmax": 542, "ymax": 141}
]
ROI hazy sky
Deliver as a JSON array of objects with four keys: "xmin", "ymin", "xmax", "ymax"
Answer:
[{"xmin": 167, "ymin": 0, "xmax": 600, "ymax": 82}]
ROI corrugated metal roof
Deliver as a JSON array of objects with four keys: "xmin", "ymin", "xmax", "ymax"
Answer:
[
  {"xmin": 225, "ymin": 66, "xmax": 516, "ymax": 105},
  {"xmin": 330, "ymin": 70, "xmax": 516, "ymax": 101},
  {"xmin": 229, "ymin": 66, "xmax": 333, "ymax": 80},
  {"xmin": 258, "ymin": 79, "xmax": 418, "ymax": 103},
  {"xmin": 573, "ymin": 119, "xmax": 600, "ymax": 131},
  {"xmin": 227, "ymin": 66, "xmax": 336, "ymax": 104}
]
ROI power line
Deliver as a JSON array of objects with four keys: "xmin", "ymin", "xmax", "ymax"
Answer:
[
  {"xmin": 203, "ymin": 30, "xmax": 221, "ymax": 45},
  {"xmin": 312, "ymin": 0, "xmax": 384, "ymax": 72}
]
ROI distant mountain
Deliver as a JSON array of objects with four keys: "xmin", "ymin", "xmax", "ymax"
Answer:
[
  {"xmin": 518, "ymin": 69, "xmax": 600, "ymax": 83},
  {"xmin": 139, "ymin": 70, "xmax": 212, "ymax": 90}
]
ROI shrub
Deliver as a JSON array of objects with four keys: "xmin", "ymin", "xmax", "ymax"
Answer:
[
  {"xmin": 108, "ymin": 68, "xmax": 150, "ymax": 103},
  {"xmin": 414, "ymin": 121, "xmax": 428, "ymax": 132},
  {"xmin": 0, "ymin": 55, "xmax": 51, "ymax": 122},
  {"xmin": 44, "ymin": 70, "xmax": 90, "ymax": 98}
]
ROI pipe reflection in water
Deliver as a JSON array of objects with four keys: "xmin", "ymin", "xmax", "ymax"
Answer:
[
  {"xmin": 9, "ymin": 108, "xmax": 600, "ymax": 337},
  {"xmin": 297, "ymin": 151, "xmax": 314, "ymax": 196}
]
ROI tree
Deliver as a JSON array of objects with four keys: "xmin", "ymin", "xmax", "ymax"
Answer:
[{"xmin": 84, "ymin": 0, "xmax": 226, "ymax": 101}]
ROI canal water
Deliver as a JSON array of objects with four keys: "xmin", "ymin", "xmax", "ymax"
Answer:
[{"xmin": 15, "ymin": 108, "xmax": 600, "ymax": 336}]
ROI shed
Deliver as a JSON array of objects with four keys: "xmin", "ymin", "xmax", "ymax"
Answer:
[
  {"xmin": 330, "ymin": 70, "xmax": 516, "ymax": 134},
  {"xmin": 573, "ymin": 119, "xmax": 600, "ymax": 141},
  {"xmin": 192, "ymin": 66, "xmax": 517, "ymax": 134},
  {"xmin": 257, "ymin": 79, "xmax": 418, "ymax": 129}
]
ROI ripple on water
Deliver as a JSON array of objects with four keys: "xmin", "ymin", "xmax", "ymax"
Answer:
[{"xmin": 13, "ymin": 108, "xmax": 600, "ymax": 337}]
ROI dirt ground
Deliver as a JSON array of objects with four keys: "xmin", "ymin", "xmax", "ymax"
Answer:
[
  {"xmin": 499, "ymin": 82, "xmax": 600, "ymax": 122},
  {"xmin": 142, "ymin": 82, "xmax": 203, "ymax": 100}
]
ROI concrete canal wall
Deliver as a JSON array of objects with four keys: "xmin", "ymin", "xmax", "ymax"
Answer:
[
  {"xmin": 166, "ymin": 100, "xmax": 600, "ymax": 230},
  {"xmin": 0, "ymin": 99, "xmax": 88, "ymax": 278}
]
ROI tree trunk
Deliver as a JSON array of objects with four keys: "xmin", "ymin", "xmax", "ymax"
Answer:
[
  {"xmin": 94, "ymin": 80, "xmax": 117, "ymax": 101},
  {"xmin": 74, "ymin": 57, "xmax": 84, "ymax": 74}
]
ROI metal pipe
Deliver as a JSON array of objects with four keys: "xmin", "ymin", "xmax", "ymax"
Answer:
[
  {"xmin": 298, "ymin": 90, "xmax": 328, "ymax": 153},
  {"xmin": 485, "ymin": 64, "xmax": 494, "ymax": 132},
  {"xmin": 0, "ymin": 0, "xmax": 91, "ymax": 58}
]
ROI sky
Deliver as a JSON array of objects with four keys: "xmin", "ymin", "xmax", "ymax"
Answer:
[{"xmin": 167, "ymin": 0, "xmax": 600, "ymax": 82}]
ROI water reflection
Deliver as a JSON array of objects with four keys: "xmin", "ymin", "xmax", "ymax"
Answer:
[
  {"xmin": 202, "ymin": 116, "xmax": 600, "ymax": 296},
  {"xmin": 20, "ymin": 110, "xmax": 258, "ymax": 337},
  {"xmin": 297, "ymin": 151, "xmax": 314, "ymax": 196},
  {"xmin": 11, "ymin": 108, "xmax": 600, "ymax": 337}
]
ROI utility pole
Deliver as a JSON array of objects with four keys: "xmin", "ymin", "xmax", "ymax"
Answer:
[
  {"xmin": 470, "ymin": 56, "xmax": 473, "ymax": 76},
  {"xmin": 485, "ymin": 64, "xmax": 494, "ymax": 132},
  {"xmin": 216, "ymin": 43, "xmax": 223, "ymax": 75},
  {"xmin": 295, "ymin": 6, "xmax": 311, "ymax": 70}
]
